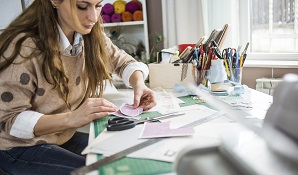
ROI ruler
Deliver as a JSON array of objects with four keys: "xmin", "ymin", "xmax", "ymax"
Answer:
[{"xmin": 71, "ymin": 111, "xmax": 225, "ymax": 175}]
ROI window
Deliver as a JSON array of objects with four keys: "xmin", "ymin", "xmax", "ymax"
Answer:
[
  {"xmin": 240, "ymin": 0, "xmax": 298, "ymax": 62},
  {"xmin": 251, "ymin": 0, "xmax": 298, "ymax": 53}
]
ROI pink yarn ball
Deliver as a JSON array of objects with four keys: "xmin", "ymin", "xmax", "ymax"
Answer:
[
  {"xmin": 126, "ymin": 1, "xmax": 140, "ymax": 13},
  {"xmin": 102, "ymin": 3, "xmax": 114, "ymax": 15},
  {"xmin": 111, "ymin": 14, "xmax": 122, "ymax": 22},
  {"xmin": 102, "ymin": 14, "xmax": 111, "ymax": 23}
]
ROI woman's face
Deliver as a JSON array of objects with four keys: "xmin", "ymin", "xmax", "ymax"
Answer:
[{"xmin": 52, "ymin": 0, "xmax": 102, "ymax": 41}]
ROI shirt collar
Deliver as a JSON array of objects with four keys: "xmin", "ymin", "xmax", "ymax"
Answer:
[{"xmin": 57, "ymin": 24, "xmax": 83, "ymax": 56}]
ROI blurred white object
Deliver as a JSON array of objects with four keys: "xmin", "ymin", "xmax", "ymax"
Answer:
[
  {"xmin": 208, "ymin": 59, "xmax": 228, "ymax": 83},
  {"xmin": 256, "ymin": 77, "xmax": 282, "ymax": 95},
  {"xmin": 175, "ymin": 74, "xmax": 298, "ymax": 175},
  {"xmin": 263, "ymin": 73, "xmax": 298, "ymax": 150},
  {"xmin": 160, "ymin": 46, "xmax": 178, "ymax": 64}
]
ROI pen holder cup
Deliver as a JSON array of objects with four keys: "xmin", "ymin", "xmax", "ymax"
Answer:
[{"xmin": 228, "ymin": 67, "xmax": 242, "ymax": 84}]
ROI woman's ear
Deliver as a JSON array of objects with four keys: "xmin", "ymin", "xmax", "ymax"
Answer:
[{"xmin": 50, "ymin": 0, "xmax": 58, "ymax": 8}]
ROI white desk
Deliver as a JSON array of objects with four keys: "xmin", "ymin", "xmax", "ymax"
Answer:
[{"xmin": 85, "ymin": 88, "xmax": 273, "ymax": 175}]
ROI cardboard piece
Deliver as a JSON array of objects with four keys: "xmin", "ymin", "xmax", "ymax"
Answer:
[{"xmin": 148, "ymin": 63, "xmax": 195, "ymax": 89}]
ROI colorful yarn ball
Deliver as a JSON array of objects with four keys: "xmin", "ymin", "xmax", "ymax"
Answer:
[
  {"xmin": 133, "ymin": 10, "xmax": 143, "ymax": 21},
  {"xmin": 111, "ymin": 13, "xmax": 122, "ymax": 22},
  {"xmin": 113, "ymin": 0, "xmax": 126, "ymax": 14},
  {"xmin": 122, "ymin": 11, "xmax": 133, "ymax": 22},
  {"xmin": 102, "ymin": 3, "xmax": 114, "ymax": 15},
  {"xmin": 126, "ymin": 1, "xmax": 140, "ymax": 13},
  {"xmin": 102, "ymin": 14, "xmax": 111, "ymax": 23},
  {"xmin": 132, "ymin": 0, "xmax": 142, "ymax": 10}
]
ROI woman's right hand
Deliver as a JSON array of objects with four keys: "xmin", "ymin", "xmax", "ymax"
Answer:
[
  {"xmin": 34, "ymin": 98, "xmax": 117, "ymax": 136},
  {"xmin": 69, "ymin": 98, "xmax": 118, "ymax": 128}
]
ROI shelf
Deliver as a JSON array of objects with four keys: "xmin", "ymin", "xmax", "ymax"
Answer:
[
  {"xmin": 103, "ymin": 21, "xmax": 145, "ymax": 27},
  {"xmin": 102, "ymin": 0, "xmax": 149, "ymax": 60}
]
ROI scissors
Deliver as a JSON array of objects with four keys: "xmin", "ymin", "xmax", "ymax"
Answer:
[{"xmin": 106, "ymin": 112, "xmax": 185, "ymax": 131}]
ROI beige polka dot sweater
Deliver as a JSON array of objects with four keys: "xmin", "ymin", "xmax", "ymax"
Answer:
[{"xmin": 0, "ymin": 34, "xmax": 137, "ymax": 150}]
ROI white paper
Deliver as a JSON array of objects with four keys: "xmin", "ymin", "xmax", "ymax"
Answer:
[
  {"xmin": 85, "ymin": 105, "xmax": 227, "ymax": 162},
  {"xmin": 89, "ymin": 126, "xmax": 147, "ymax": 156},
  {"xmin": 149, "ymin": 87, "xmax": 181, "ymax": 113},
  {"xmin": 128, "ymin": 123, "xmax": 242, "ymax": 162},
  {"xmin": 160, "ymin": 105, "xmax": 218, "ymax": 129}
]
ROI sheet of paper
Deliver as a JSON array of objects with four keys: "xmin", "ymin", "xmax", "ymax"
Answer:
[
  {"xmin": 149, "ymin": 87, "xmax": 181, "ymax": 113},
  {"xmin": 86, "ymin": 105, "xmax": 225, "ymax": 159},
  {"xmin": 82, "ymin": 127, "xmax": 118, "ymax": 155},
  {"xmin": 128, "ymin": 123, "xmax": 242, "ymax": 162},
  {"xmin": 89, "ymin": 126, "xmax": 147, "ymax": 156},
  {"xmin": 139, "ymin": 121, "xmax": 194, "ymax": 139},
  {"xmin": 160, "ymin": 105, "xmax": 218, "ymax": 129}
]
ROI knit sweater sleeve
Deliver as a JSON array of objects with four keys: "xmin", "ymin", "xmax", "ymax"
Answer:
[{"xmin": 0, "ymin": 36, "xmax": 42, "ymax": 139}]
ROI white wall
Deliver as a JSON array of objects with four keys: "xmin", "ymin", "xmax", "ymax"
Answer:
[
  {"xmin": 0, "ymin": 1, "xmax": 23, "ymax": 30},
  {"xmin": 23, "ymin": 0, "xmax": 34, "ymax": 8},
  {"xmin": 0, "ymin": 0, "xmax": 34, "ymax": 32}
]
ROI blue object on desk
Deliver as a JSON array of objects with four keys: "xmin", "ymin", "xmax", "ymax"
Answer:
[{"xmin": 233, "ymin": 84, "xmax": 244, "ymax": 95}]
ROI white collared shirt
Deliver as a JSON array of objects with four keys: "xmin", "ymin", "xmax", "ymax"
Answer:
[{"xmin": 57, "ymin": 25, "xmax": 83, "ymax": 56}]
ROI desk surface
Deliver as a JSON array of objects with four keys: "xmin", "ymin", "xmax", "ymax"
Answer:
[{"xmin": 85, "ymin": 88, "xmax": 272, "ymax": 175}]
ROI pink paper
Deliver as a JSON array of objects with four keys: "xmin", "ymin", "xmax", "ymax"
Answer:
[
  {"xmin": 120, "ymin": 104, "xmax": 143, "ymax": 117},
  {"xmin": 139, "ymin": 121, "xmax": 194, "ymax": 139},
  {"xmin": 111, "ymin": 103, "xmax": 143, "ymax": 119}
]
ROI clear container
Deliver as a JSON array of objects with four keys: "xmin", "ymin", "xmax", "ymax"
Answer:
[{"xmin": 208, "ymin": 59, "xmax": 228, "ymax": 83}]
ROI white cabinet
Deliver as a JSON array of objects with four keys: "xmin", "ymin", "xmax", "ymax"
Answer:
[{"xmin": 101, "ymin": 0, "xmax": 149, "ymax": 61}]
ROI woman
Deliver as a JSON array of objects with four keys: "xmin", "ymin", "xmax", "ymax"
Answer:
[{"xmin": 0, "ymin": 0, "xmax": 156, "ymax": 174}]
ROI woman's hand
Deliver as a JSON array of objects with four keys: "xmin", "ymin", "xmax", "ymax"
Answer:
[
  {"xmin": 133, "ymin": 84, "xmax": 156, "ymax": 111},
  {"xmin": 70, "ymin": 98, "xmax": 118, "ymax": 128},
  {"xmin": 34, "ymin": 98, "xmax": 117, "ymax": 136},
  {"xmin": 129, "ymin": 71, "xmax": 156, "ymax": 111}
]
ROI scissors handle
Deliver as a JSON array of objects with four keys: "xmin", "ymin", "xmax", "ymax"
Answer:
[
  {"xmin": 108, "ymin": 117, "xmax": 130, "ymax": 125},
  {"xmin": 107, "ymin": 117, "xmax": 139, "ymax": 131},
  {"xmin": 107, "ymin": 120, "xmax": 135, "ymax": 131}
]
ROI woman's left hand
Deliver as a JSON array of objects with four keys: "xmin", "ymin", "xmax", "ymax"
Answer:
[
  {"xmin": 133, "ymin": 84, "xmax": 156, "ymax": 111},
  {"xmin": 129, "ymin": 70, "xmax": 156, "ymax": 111}
]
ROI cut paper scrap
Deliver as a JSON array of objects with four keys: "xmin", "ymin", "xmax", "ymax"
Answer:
[
  {"xmin": 112, "ymin": 103, "xmax": 143, "ymax": 118},
  {"xmin": 139, "ymin": 121, "xmax": 194, "ymax": 139},
  {"xmin": 120, "ymin": 103, "xmax": 143, "ymax": 117}
]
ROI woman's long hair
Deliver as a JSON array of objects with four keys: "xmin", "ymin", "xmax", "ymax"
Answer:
[{"xmin": 0, "ymin": 0, "xmax": 113, "ymax": 108}]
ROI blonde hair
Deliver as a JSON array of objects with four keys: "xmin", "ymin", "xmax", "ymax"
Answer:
[{"xmin": 0, "ymin": 0, "xmax": 113, "ymax": 108}]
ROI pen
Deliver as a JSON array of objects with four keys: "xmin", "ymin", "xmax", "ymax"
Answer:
[
  {"xmin": 241, "ymin": 42, "xmax": 249, "ymax": 67},
  {"xmin": 240, "ymin": 55, "xmax": 244, "ymax": 68},
  {"xmin": 223, "ymin": 59, "xmax": 230, "ymax": 77},
  {"xmin": 235, "ymin": 52, "xmax": 240, "ymax": 82},
  {"xmin": 227, "ymin": 51, "xmax": 235, "ymax": 81}
]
